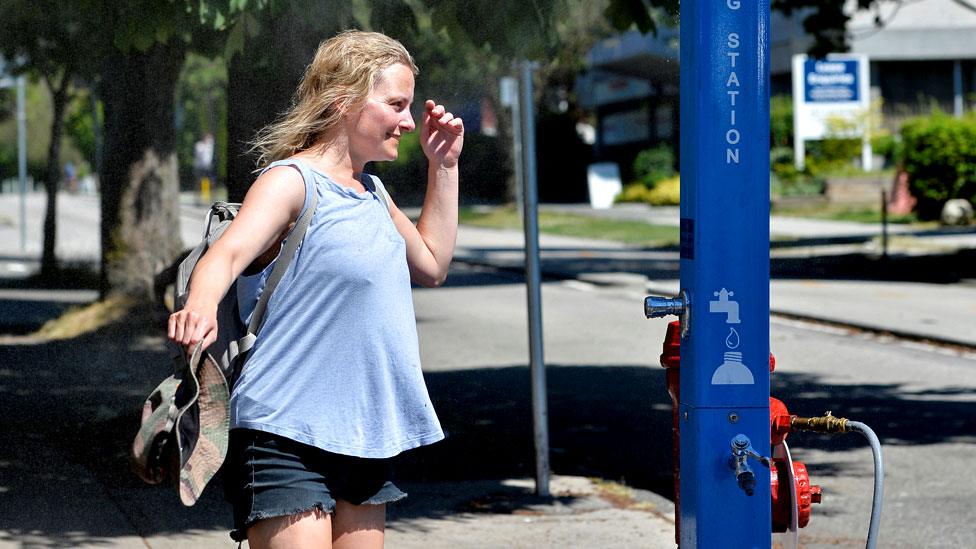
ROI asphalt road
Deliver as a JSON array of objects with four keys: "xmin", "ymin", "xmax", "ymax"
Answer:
[{"xmin": 411, "ymin": 263, "xmax": 976, "ymax": 548}]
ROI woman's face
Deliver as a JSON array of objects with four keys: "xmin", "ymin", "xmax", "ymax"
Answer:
[{"xmin": 346, "ymin": 63, "xmax": 416, "ymax": 166}]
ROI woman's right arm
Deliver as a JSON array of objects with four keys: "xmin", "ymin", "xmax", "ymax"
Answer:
[{"xmin": 168, "ymin": 166, "xmax": 306, "ymax": 351}]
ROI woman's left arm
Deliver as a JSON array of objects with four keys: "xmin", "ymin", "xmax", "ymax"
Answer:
[{"xmin": 391, "ymin": 99, "xmax": 464, "ymax": 287}]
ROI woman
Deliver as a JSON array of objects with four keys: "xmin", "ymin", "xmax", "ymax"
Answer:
[{"xmin": 167, "ymin": 30, "xmax": 462, "ymax": 548}]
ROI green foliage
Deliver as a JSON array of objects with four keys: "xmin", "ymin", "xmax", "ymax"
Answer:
[
  {"xmin": 872, "ymin": 133, "xmax": 903, "ymax": 167},
  {"xmin": 176, "ymin": 52, "xmax": 228, "ymax": 187},
  {"xmin": 616, "ymin": 175, "xmax": 679, "ymax": 206},
  {"xmin": 900, "ymin": 112, "xmax": 976, "ymax": 220},
  {"xmin": 604, "ymin": 0, "xmax": 678, "ymax": 34},
  {"xmin": 769, "ymin": 147, "xmax": 826, "ymax": 198},
  {"xmin": 815, "ymin": 136, "xmax": 861, "ymax": 172},
  {"xmin": 770, "ymin": 95, "xmax": 793, "ymax": 148},
  {"xmin": 64, "ymin": 90, "xmax": 100, "ymax": 168},
  {"xmin": 647, "ymin": 176, "xmax": 680, "ymax": 205},
  {"xmin": 0, "ymin": 129, "xmax": 15, "ymax": 180},
  {"xmin": 415, "ymin": 0, "xmax": 565, "ymax": 60},
  {"xmin": 632, "ymin": 144, "xmax": 674, "ymax": 186},
  {"xmin": 0, "ymin": 80, "xmax": 70, "ymax": 180},
  {"xmin": 772, "ymin": 0, "xmax": 881, "ymax": 56},
  {"xmin": 602, "ymin": 0, "xmax": 883, "ymax": 56}
]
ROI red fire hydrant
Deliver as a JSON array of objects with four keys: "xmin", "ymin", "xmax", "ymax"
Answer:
[{"xmin": 659, "ymin": 321, "xmax": 821, "ymax": 540}]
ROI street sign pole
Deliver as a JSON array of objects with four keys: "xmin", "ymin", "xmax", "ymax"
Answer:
[
  {"xmin": 679, "ymin": 1, "xmax": 771, "ymax": 546},
  {"xmin": 519, "ymin": 60, "xmax": 550, "ymax": 498},
  {"xmin": 499, "ymin": 76, "xmax": 525, "ymax": 219}
]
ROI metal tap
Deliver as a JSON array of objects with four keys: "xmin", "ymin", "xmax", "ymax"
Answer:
[{"xmin": 729, "ymin": 434, "xmax": 769, "ymax": 496}]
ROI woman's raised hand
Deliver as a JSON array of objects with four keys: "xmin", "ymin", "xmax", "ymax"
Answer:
[{"xmin": 420, "ymin": 99, "xmax": 464, "ymax": 168}]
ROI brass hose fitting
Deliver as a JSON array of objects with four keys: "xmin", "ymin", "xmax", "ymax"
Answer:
[{"xmin": 790, "ymin": 411, "xmax": 850, "ymax": 433}]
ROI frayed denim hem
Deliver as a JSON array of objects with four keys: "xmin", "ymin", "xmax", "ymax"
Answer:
[
  {"xmin": 229, "ymin": 499, "xmax": 337, "ymax": 543},
  {"xmin": 363, "ymin": 483, "xmax": 408, "ymax": 506}
]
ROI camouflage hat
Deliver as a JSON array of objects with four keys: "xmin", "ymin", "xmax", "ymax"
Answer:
[
  {"xmin": 131, "ymin": 374, "xmax": 180, "ymax": 485},
  {"xmin": 173, "ymin": 349, "xmax": 230, "ymax": 506},
  {"xmin": 131, "ymin": 342, "xmax": 230, "ymax": 506}
]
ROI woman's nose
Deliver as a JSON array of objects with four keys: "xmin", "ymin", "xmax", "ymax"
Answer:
[{"xmin": 400, "ymin": 113, "xmax": 416, "ymax": 132}]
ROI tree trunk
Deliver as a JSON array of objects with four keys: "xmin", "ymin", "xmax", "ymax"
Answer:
[
  {"xmin": 40, "ymin": 75, "xmax": 71, "ymax": 279},
  {"xmin": 98, "ymin": 41, "xmax": 186, "ymax": 300}
]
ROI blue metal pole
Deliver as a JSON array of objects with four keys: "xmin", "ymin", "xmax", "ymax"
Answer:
[{"xmin": 679, "ymin": 2, "xmax": 771, "ymax": 547}]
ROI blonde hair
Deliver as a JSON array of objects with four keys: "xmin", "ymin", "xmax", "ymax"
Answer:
[{"xmin": 251, "ymin": 30, "xmax": 418, "ymax": 168}]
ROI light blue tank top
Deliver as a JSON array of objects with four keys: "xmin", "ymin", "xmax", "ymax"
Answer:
[{"xmin": 230, "ymin": 158, "xmax": 444, "ymax": 458}]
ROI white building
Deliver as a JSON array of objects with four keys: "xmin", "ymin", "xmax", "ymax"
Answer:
[{"xmin": 773, "ymin": 0, "xmax": 976, "ymax": 123}]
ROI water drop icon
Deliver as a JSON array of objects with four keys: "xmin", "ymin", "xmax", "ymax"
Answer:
[{"xmin": 726, "ymin": 327, "xmax": 740, "ymax": 349}]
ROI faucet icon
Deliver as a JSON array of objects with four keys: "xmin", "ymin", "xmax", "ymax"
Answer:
[{"xmin": 709, "ymin": 288, "xmax": 740, "ymax": 324}]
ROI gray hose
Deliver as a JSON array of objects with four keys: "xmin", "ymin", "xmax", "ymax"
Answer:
[{"xmin": 847, "ymin": 421, "xmax": 884, "ymax": 549}]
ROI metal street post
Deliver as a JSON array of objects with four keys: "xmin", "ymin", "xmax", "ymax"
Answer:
[
  {"xmin": 519, "ymin": 60, "xmax": 550, "ymax": 498},
  {"xmin": 499, "ymin": 76, "xmax": 525, "ymax": 219},
  {"xmin": 678, "ymin": 1, "xmax": 771, "ymax": 546}
]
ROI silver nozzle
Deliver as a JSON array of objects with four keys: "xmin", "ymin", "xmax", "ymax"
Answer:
[
  {"xmin": 644, "ymin": 295, "xmax": 685, "ymax": 318},
  {"xmin": 643, "ymin": 289, "xmax": 691, "ymax": 338}
]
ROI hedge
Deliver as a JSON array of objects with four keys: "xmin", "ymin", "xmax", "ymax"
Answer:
[{"xmin": 900, "ymin": 112, "xmax": 976, "ymax": 220}]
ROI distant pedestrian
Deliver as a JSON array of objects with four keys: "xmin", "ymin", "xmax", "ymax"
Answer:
[
  {"xmin": 63, "ymin": 161, "xmax": 77, "ymax": 193},
  {"xmin": 167, "ymin": 30, "xmax": 463, "ymax": 548},
  {"xmin": 193, "ymin": 133, "xmax": 215, "ymax": 180},
  {"xmin": 193, "ymin": 132, "xmax": 215, "ymax": 201}
]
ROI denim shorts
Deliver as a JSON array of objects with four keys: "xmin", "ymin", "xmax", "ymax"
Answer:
[{"xmin": 225, "ymin": 428, "xmax": 407, "ymax": 542}]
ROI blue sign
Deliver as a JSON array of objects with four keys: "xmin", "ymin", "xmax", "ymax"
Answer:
[{"xmin": 804, "ymin": 59, "xmax": 859, "ymax": 103}]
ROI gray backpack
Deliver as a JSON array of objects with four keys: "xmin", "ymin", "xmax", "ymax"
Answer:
[{"xmin": 132, "ymin": 163, "xmax": 389, "ymax": 505}]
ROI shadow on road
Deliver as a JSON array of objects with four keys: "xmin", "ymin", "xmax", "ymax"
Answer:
[{"xmin": 1, "ymin": 295, "xmax": 974, "ymax": 543}]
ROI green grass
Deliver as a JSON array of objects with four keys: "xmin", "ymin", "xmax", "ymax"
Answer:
[
  {"xmin": 771, "ymin": 203, "xmax": 923, "ymax": 225},
  {"xmin": 459, "ymin": 206, "xmax": 680, "ymax": 247}
]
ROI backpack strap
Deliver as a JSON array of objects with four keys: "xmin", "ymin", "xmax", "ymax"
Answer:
[
  {"xmin": 362, "ymin": 173, "xmax": 391, "ymax": 213},
  {"xmin": 237, "ymin": 160, "xmax": 319, "ymax": 354}
]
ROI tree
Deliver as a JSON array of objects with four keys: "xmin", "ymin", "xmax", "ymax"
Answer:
[
  {"xmin": 772, "ymin": 0, "xmax": 880, "ymax": 57},
  {"xmin": 0, "ymin": 0, "xmax": 259, "ymax": 297},
  {"xmin": 92, "ymin": 0, "xmax": 263, "ymax": 299},
  {"xmin": 0, "ymin": 0, "xmax": 105, "ymax": 280}
]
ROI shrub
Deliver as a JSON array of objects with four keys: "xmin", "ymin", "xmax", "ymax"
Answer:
[
  {"xmin": 770, "ymin": 95, "xmax": 793, "ymax": 148},
  {"xmin": 632, "ymin": 144, "xmax": 675, "ymax": 186},
  {"xmin": 646, "ymin": 175, "xmax": 680, "ymax": 205},
  {"xmin": 900, "ymin": 112, "xmax": 976, "ymax": 220},
  {"xmin": 616, "ymin": 175, "xmax": 680, "ymax": 206},
  {"xmin": 769, "ymin": 147, "xmax": 825, "ymax": 198},
  {"xmin": 872, "ymin": 134, "xmax": 903, "ymax": 167},
  {"xmin": 616, "ymin": 182, "xmax": 653, "ymax": 204}
]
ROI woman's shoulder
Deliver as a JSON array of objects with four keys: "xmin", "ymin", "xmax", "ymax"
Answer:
[
  {"xmin": 245, "ymin": 162, "xmax": 308, "ymax": 211},
  {"xmin": 260, "ymin": 157, "xmax": 315, "ymax": 181}
]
